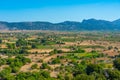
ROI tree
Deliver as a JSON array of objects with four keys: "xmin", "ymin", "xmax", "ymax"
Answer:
[
  {"xmin": 7, "ymin": 56, "xmax": 31, "ymax": 73},
  {"xmin": 19, "ymin": 49, "xmax": 28, "ymax": 54},
  {"xmin": 51, "ymin": 58, "xmax": 61, "ymax": 64},
  {"xmin": 108, "ymin": 46, "xmax": 113, "ymax": 50},
  {"xmin": 0, "ymin": 58, "xmax": 6, "ymax": 66},
  {"xmin": 16, "ymin": 71, "xmax": 50, "ymax": 80},
  {"xmin": 64, "ymin": 73, "xmax": 73, "ymax": 80},
  {"xmin": 41, "ymin": 39, "xmax": 46, "ymax": 44},
  {"xmin": 31, "ymin": 44, "xmax": 38, "ymax": 49},
  {"xmin": 73, "ymin": 64, "xmax": 86, "ymax": 76},
  {"xmin": 0, "ymin": 39, "xmax": 2, "ymax": 44},
  {"xmin": 75, "ymin": 48, "xmax": 85, "ymax": 53},
  {"xmin": 31, "ymin": 64, "xmax": 38, "ymax": 69},
  {"xmin": 86, "ymin": 64, "xmax": 103, "ymax": 75},
  {"xmin": 40, "ymin": 71, "xmax": 50, "ymax": 78},
  {"xmin": 11, "ymin": 66, "xmax": 20, "ymax": 73},
  {"xmin": 91, "ymin": 72, "xmax": 106, "ymax": 80},
  {"xmin": 49, "ymin": 49, "xmax": 58, "ymax": 54},
  {"xmin": 7, "ymin": 43, "xmax": 15, "ymax": 49},
  {"xmin": 16, "ymin": 39, "xmax": 28, "ymax": 47},
  {"xmin": 0, "ymin": 67, "xmax": 15, "ymax": 80},
  {"xmin": 113, "ymin": 58, "xmax": 120, "ymax": 70},
  {"xmin": 74, "ymin": 74, "xmax": 95, "ymax": 80},
  {"xmin": 107, "ymin": 69, "xmax": 120, "ymax": 80},
  {"xmin": 40, "ymin": 63, "xmax": 50, "ymax": 69}
]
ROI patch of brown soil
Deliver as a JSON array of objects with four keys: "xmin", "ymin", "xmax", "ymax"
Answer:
[
  {"xmin": 28, "ymin": 49, "xmax": 53, "ymax": 53},
  {"xmin": 103, "ymin": 50, "xmax": 119, "ymax": 56}
]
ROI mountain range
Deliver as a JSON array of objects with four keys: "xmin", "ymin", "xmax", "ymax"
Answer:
[{"xmin": 0, "ymin": 18, "xmax": 120, "ymax": 31}]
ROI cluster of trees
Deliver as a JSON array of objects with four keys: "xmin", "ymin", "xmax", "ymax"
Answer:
[
  {"xmin": 68, "ymin": 46, "xmax": 85, "ymax": 53},
  {"xmin": 73, "ymin": 58, "xmax": 120, "ymax": 80},
  {"xmin": 0, "ymin": 68, "xmax": 53, "ymax": 80},
  {"xmin": 16, "ymin": 39, "xmax": 28, "ymax": 47},
  {"xmin": 0, "ymin": 48, "xmax": 28, "ymax": 55},
  {"xmin": 0, "ymin": 52, "xmax": 119, "ymax": 79},
  {"xmin": 0, "ymin": 55, "xmax": 31, "ymax": 73},
  {"xmin": 8, "ymin": 56, "xmax": 31, "ymax": 73},
  {"xmin": 1, "ymin": 32, "xmax": 120, "ymax": 80},
  {"xmin": 49, "ymin": 49, "xmax": 63, "ymax": 55},
  {"xmin": 0, "ymin": 39, "xmax": 29, "ymax": 55}
]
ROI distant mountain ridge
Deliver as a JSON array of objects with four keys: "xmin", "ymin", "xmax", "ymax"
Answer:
[{"xmin": 0, "ymin": 18, "xmax": 120, "ymax": 31}]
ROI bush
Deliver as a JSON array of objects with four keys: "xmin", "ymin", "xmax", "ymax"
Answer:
[
  {"xmin": 51, "ymin": 58, "xmax": 61, "ymax": 64},
  {"xmin": 16, "ymin": 39, "xmax": 28, "ymax": 47},
  {"xmin": 7, "ymin": 56, "xmax": 31, "ymax": 73},
  {"xmin": 31, "ymin": 64, "xmax": 38, "ymax": 69},
  {"xmin": 40, "ymin": 71, "xmax": 50, "ymax": 78},
  {"xmin": 107, "ymin": 69, "xmax": 120, "ymax": 80},
  {"xmin": 74, "ymin": 48, "xmax": 85, "ymax": 53},
  {"xmin": 74, "ymin": 74, "xmax": 95, "ymax": 80},
  {"xmin": 0, "ymin": 67, "xmax": 13, "ymax": 79},
  {"xmin": 31, "ymin": 44, "xmax": 38, "ymax": 49},
  {"xmin": 11, "ymin": 66, "xmax": 20, "ymax": 73},
  {"xmin": 0, "ymin": 39, "xmax": 2, "ymax": 44},
  {"xmin": 0, "ymin": 58, "xmax": 7, "ymax": 66},
  {"xmin": 113, "ymin": 58, "xmax": 120, "ymax": 70},
  {"xmin": 7, "ymin": 43, "xmax": 15, "ymax": 49},
  {"xmin": 86, "ymin": 64, "xmax": 103, "ymax": 75},
  {"xmin": 40, "ymin": 63, "xmax": 50, "ymax": 69}
]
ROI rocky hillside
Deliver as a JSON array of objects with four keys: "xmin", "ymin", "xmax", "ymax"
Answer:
[{"xmin": 0, "ymin": 19, "xmax": 120, "ymax": 31}]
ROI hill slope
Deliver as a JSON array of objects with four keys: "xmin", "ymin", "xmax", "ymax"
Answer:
[{"xmin": 0, "ymin": 19, "xmax": 120, "ymax": 31}]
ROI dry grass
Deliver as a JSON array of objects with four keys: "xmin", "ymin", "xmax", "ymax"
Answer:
[
  {"xmin": 28, "ymin": 49, "xmax": 53, "ymax": 53},
  {"xmin": 0, "ymin": 65, "xmax": 9, "ymax": 71},
  {"xmin": 103, "ymin": 50, "xmax": 119, "ymax": 56},
  {"xmin": 0, "ymin": 44, "xmax": 7, "ymax": 48}
]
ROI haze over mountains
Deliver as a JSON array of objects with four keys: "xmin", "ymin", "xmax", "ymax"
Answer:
[{"xmin": 0, "ymin": 18, "xmax": 120, "ymax": 31}]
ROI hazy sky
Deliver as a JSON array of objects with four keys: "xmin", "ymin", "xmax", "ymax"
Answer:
[{"xmin": 0, "ymin": 0, "xmax": 120, "ymax": 22}]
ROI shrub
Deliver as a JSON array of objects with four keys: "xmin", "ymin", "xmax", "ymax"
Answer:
[
  {"xmin": 86, "ymin": 64, "xmax": 103, "ymax": 75},
  {"xmin": 31, "ymin": 64, "xmax": 38, "ymax": 69},
  {"xmin": 51, "ymin": 58, "xmax": 61, "ymax": 64},
  {"xmin": 113, "ymin": 58, "xmax": 120, "ymax": 70},
  {"xmin": 40, "ymin": 63, "xmax": 50, "ymax": 69}
]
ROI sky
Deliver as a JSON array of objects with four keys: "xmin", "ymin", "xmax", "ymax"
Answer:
[{"xmin": 0, "ymin": 0, "xmax": 120, "ymax": 22}]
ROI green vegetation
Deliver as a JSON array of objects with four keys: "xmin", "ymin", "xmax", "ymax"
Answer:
[
  {"xmin": 31, "ymin": 64, "xmax": 38, "ymax": 69},
  {"xmin": 0, "ymin": 39, "xmax": 2, "ymax": 44},
  {"xmin": 40, "ymin": 63, "xmax": 50, "ymax": 69},
  {"xmin": 51, "ymin": 58, "xmax": 61, "ymax": 64},
  {"xmin": 0, "ymin": 31, "xmax": 120, "ymax": 80},
  {"xmin": 113, "ymin": 58, "xmax": 120, "ymax": 70},
  {"xmin": 7, "ymin": 56, "xmax": 31, "ymax": 73}
]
